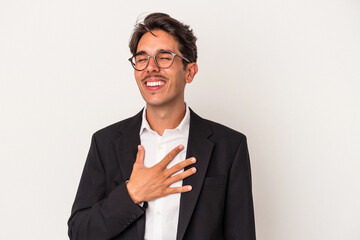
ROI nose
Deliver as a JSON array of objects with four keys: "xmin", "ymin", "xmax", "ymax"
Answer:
[{"xmin": 146, "ymin": 55, "xmax": 160, "ymax": 72}]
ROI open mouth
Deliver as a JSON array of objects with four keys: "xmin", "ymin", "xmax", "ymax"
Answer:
[
  {"xmin": 146, "ymin": 81, "xmax": 165, "ymax": 87},
  {"xmin": 144, "ymin": 80, "xmax": 166, "ymax": 92},
  {"xmin": 142, "ymin": 75, "xmax": 168, "ymax": 91}
]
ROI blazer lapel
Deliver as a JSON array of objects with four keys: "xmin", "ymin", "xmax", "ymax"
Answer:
[
  {"xmin": 113, "ymin": 110, "xmax": 145, "ymax": 240},
  {"xmin": 114, "ymin": 110, "xmax": 143, "ymax": 181},
  {"xmin": 177, "ymin": 109, "xmax": 214, "ymax": 240}
]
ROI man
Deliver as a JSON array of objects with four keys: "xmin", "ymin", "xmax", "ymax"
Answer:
[{"xmin": 68, "ymin": 13, "xmax": 256, "ymax": 240}]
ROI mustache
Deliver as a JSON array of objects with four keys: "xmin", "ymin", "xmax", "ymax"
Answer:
[{"xmin": 142, "ymin": 74, "xmax": 168, "ymax": 82}]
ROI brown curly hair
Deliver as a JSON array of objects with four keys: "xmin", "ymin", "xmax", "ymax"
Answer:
[{"xmin": 129, "ymin": 13, "xmax": 198, "ymax": 68}]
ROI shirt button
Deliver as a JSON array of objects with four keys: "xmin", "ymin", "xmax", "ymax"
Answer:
[
  {"xmin": 159, "ymin": 145, "xmax": 164, "ymax": 150},
  {"xmin": 156, "ymin": 211, "xmax": 161, "ymax": 215}
]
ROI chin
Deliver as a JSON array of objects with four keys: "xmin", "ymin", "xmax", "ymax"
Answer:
[{"xmin": 145, "ymin": 101, "xmax": 164, "ymax": 107}]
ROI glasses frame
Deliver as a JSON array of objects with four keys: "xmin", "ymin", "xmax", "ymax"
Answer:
[{"xmin": 128, "ymin": 50, "xmax": 190, "ymax": 71}]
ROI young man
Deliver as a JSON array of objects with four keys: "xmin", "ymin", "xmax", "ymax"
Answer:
[{"xmin": 68, "ymin": 13, "xmax": 256, "ymax": 240}]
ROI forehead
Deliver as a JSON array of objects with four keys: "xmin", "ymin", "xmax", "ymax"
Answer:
[{"xmin": 136, "ymin": 30, "xmax": 179, "ymax": 54}]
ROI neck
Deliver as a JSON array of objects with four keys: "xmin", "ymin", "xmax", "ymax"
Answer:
[{"xmin": 145, "ymin": 101, "xmax": 186, "ymax": 136}]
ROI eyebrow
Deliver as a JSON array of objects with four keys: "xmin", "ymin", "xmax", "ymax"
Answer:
[
  {"xmin": 135, "ymin": 50, "xmax": 147, "ymax": 56},
  {"xmin": 135, "ymin": 49, "xmax": 172, "ymax": 56}
]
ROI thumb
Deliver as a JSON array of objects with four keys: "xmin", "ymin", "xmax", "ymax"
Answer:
[{"xmin": 135, "ymin": 145, "xmax": 145, "ymax": 166}]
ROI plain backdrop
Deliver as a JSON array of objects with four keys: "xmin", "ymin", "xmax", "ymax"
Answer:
[{"xmin": 0, "ymin": 0, "xmax": 359, "ymax": 239}]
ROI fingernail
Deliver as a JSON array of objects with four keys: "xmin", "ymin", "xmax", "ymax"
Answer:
[
  {"xmin": 179, "ymin": 145, "xmax": 184, "ymax": 150},
  {"xmin": 191, "ymin": 157, "xmax": 196, "ymax": 163},
  {"xmin": 192, "ymin": 167, "xmax": 196, "ymax": 173},
  {"xmin": 188, "ymin": 186, "xmax": 192, "ymax": 191},
  {"xmin": 138, "ymin": 145, "xmax": 141, "ymax": 150}
]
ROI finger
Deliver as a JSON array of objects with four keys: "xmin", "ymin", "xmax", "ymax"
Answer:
[
  {"xmin": 135, "ymin": 145, "xmax": 145, "ymax": 166},
  {"xmin": 166, "ymin": 157, "xmax": 196, "ymax": 177},
  {"xmin": 165, "ymin": 185, "xmax": 193, "ymax": 195},
  {"xmin": 166, "ymin": 167, "xmax": 197, "ymax": 185},
  {"xmin": 158, "ymin": 145, "xmax": 184, "ymax": 169}
]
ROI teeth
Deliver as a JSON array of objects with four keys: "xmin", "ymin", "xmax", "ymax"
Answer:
[{"xmin": 146, "ymin": 81, "xmax": 165, "ymax": 87}]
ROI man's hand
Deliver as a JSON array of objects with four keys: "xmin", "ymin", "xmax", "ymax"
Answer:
[{"xmin": 126, "ymin": 145, "xmax": 196, "ymax": 204}]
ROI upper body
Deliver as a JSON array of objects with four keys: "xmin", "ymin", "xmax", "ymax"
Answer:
[{"xmin": 68, "ymin": 12, "xmax": 256, "ymax": 240}]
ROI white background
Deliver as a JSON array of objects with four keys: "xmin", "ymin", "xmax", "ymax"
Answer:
[{"xmin": 1, "ymin": 0, "xmax": 359, "ymax": 239}]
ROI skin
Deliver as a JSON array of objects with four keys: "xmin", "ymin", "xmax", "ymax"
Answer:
[
  {"xmin": 126, "ymin": 30, "xmax": 199, "ymax": 204},
  {"xmin": 134, "ymin": 30, "xmax": 198, "ymax": 135}
]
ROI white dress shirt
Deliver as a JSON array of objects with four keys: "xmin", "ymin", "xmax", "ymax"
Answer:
[{"xmin": 140, "ymin": 105, "xmax": 190, "ymax": 240}]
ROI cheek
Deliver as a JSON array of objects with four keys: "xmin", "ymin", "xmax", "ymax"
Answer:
[
  {"xmin": 134, "ymin": 73, "xmax": 143, "ymax": 86},
  {"xmin": 134, "ymin": 71, "xmax": 139, "ymax": 79},
  {"xmin": 174, "ymin": 72, "xmax": 187, "ymax": 87}
]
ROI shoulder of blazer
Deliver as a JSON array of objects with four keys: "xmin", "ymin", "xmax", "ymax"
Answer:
[
  {"xmin": 189, "ymin": 108, "xmax": 246, "ymax": 142},
  {"xmin": 92, "ymin": 109, "xmax": 144, "ymax": 141}
]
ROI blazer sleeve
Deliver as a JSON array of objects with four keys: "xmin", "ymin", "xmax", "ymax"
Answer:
[
  {"xmin": 68, "ymin": 134, "xmax": 145, "ymax": 240},
  {"xmin": 223, "ymin": 135, "xmax": 256, "ymax": 239}
]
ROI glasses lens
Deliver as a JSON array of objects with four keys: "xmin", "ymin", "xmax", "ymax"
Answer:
[
  {"xmin": 134, "ymin": 54, "xmax": 148, "ymax": 70},
  {"xmin": 156, "ymin": 52, "xmax": 173, "ymax": 68}
]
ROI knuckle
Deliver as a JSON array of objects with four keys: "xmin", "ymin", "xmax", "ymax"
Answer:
[
  {"xmin": 162, "ymin": 156, "xmax": 171, "ymax": 164},
  {"xmin": 182, "ymin": 171, "xmax": 190, "ymax": 178},
  {"xmin": 170, "ymin": 165, "xmax": 181, "ymax": 173},
  {"xmin": 163, "ymin": 169, "xmax": 171, "ymax": 178},
  {"xmin": 170, "ymin": 175, "xmax": 180, "ymax": 183},
  {"xmin": 168, "ymin": 152, "xmax": 176, "ymax": 159},
  {"xmin": 181, "ymin": 160, "xmax": 188, "ymax": 166},
  {"xmin": 179, "ymin": 161, "xmax": 187, "ymax": 168},
  {"xmin": 153, "ymin": 164, "xmax": 162, "ymax": 171},
  {"xmin": 172, "ymin": 148, "xmax": 180, "ymax": 155},
  {"xmin": 171, "ymin": 187, "xmax": 179, "ymax": 194},
  {"xmin": 160, "ymin": 171, "xmax": 168, "ymax": 179},
  {"xmin": 159, "ymin": 188, "xmax": 166, "ymax": 196}
]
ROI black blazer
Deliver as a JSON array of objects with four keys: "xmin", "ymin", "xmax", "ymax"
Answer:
[{"xmin": 68, "ymin": 109, "xmax": 256, "ymax": 240}]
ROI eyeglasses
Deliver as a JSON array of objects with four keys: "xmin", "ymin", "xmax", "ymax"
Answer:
[{"xmin": 128, "ymin": 50, "xmax": 190, "ymax": 71}]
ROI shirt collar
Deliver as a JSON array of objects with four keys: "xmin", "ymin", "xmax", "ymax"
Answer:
[{"xmin": 139, "ymin": 104, "xmax": 190, "ymax": 136}]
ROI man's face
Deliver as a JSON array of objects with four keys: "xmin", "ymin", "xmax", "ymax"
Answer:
[{"xmin": 134, "ymin": 30, "xmax": 194, "ymax": 109}]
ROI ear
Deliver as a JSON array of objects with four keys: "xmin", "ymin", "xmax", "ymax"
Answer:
[{"xmin": 185, "ymin": 63, "xmax": 198, "ymax": 84}]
